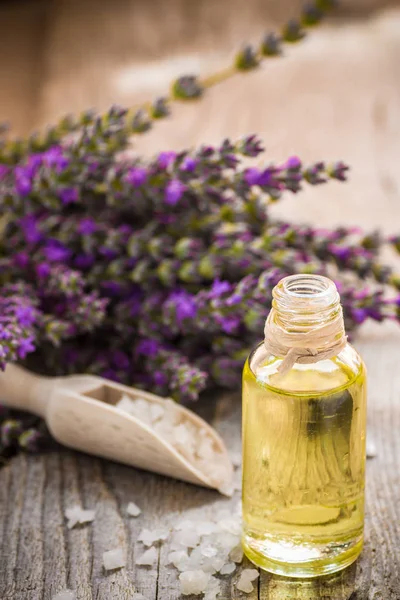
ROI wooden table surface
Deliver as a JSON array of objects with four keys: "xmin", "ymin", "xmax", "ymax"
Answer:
[
  {"xmin": 0, "ymin": 1, "xmax": 400, "ymax": 599},
  {"xmin": 0, "ymin": 342, "xmax": 399, "ymax": 600}
]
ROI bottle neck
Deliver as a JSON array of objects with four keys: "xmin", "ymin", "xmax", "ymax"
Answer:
[{"xmin": 264, "ymin": 275, "xmax": 347, "ymax": 374}]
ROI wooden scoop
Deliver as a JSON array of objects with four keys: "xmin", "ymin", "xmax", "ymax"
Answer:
[{"xmin": 0, "ymin": 364, "xmax": 233, "ymax": 492}]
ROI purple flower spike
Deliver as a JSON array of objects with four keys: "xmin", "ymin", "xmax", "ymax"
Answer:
[
  {"xmin": 14, "ymin": 305, "xmax": 36, "ymax": 327},
  {"xmin": 136, "ymin": 339, "xmax": 160, "ymax": 357},
  {"xmin": 352, "ymin": 308, "xmax": 367, "ymax": 324},
  {"xmin": 244, "ymin": 168, "xmax": 261, "ymax": 186},
  {"xmin": 282, "ymin": 156, "xmax": 302, "ymax": 170},
  {"xmin": 153, "ymin": 371, "xmax": 167, "ymax": 386},
  {"xmin": 60, "ymin": 187, "xmax": 79, "ymax": 205},
  {"xmin": 217, "ymin": 314, "xmax": 241, "ymax": 333},
  {"xmin": 257, "ymin": 168, "xmax": 278, "ymax": 187},
  {"xmin": 165, "ymin": 179, "xmax": 186, "ymax": 205},
  {"xmin": 36, "ymin": 263, "xmax": 51, "ymax": 278},
  {"xmin": 17, "ymin": 336, "xmax": 35, "ymax": 359},
  {"xmin": 158, "ymin": 151, "xmax": 176, "ymax": 169},
  {"xmin": 126, "ymin": 166, "xmax": 147, "ymax": 187},
  {"xmin": 43, "ymin": 146, "xmax": 69, "ymax": 171},
  {"xmin": 210, "ymin": 279, "xmax": 232, "ymax": 298},
  {"xmin": 19, "ymin": 215, "xmax": 42, "ymax": 244},
  {"xmin": 14, "ymin": 252, "xmax": 30, "ymax": 268},
  {"xmin": 78, "ymin": 218, "xmax": 97, "ymax": 235},
  {"xmin": 168, "ymin": 290, "xmax": 197, "ymax": 322},
  {"xmin": 74, "ymin": 254, "xmax": 95, "ymax": 269},
  {"xmin": 180, "ymin": 156, "xmax": 198, "ymax": 172},
  {"xmin": 112, "ymin": 350, "xmax": 130, "ymax": 369},
  {"xmin": 15, "ymin": 167, "xmax": 32, "ymax": 196},
  {"xmin": 44, "ymin": 240, "xmax": 71, "ymax": 262}
]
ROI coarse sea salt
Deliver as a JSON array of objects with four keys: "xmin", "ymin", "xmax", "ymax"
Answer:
[
  {"xmin": 65, "ymin": 505, "xmax": 96, "ymax": 529},
  {"xmin": 52, "ymin": 591, "xmax": 75, "ymax": 600},
  {"xmin": 103, "ymin": 548, "xmax": 126, "ymax": 571},
  {"xmin": 116, "ymin": 394, "xmax": 230, "ymax": 489},
  {"xmin": 136, "ymin": 547, "xmax": 158, "ymax": 566},
  {"xmin": 168, "ymin": 550, "xmax": 190, "ymax": 571},
  {"xmin": 138, "ymin": 528, "xmax": 169, "ymax": 546},
  {"xmin": 236, "ymin": 569, "xmax": 259, "ymax": 593},
  {"xmin": 179, "ymin": 570, "xmax": 211, "ymax": 595},
  {"xmin": 171, "ymin": 529, "xmax": 200, "ymax": 550},
  {"xmin": 366, "ymin": 439, "xmax": 377, "ymax": 459},
  {"xmin": 133, "ymin": 503, "xmax": 248, "ymax": 599},
  {"xmin": 127, "ymin": 501, "xmax": 142, "ymax": 517},
  {"xmin": 203, "ymin": 576, "xmax": 220, "ymax": 600},
  {"xmin": 229, "ymin": 544, "xmax": 244, "ymax": 563},
  {"xmin": 220, "ymin": 561, "xmax": 236, "ymax": 575}
]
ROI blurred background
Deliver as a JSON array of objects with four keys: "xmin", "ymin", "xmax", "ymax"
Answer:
[{"xmin": 1, "ymin": 0, "xmax": 400, "ymax": 238}]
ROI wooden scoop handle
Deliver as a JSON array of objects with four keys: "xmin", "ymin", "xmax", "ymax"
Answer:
[{"xmin": 0, "ymin": 364, "xmax": 57, "ymax": 418}]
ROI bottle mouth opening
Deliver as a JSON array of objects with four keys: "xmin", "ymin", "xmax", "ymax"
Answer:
[
  {"xmin": 282, "ymin": 274, "xmax": 333, "ymax": 299},
  {"xmin": 272, "ymin": 275, "xmax": 341, "ymax": 324}
]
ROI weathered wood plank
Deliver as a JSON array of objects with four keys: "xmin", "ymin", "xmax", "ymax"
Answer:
[
  {"xmin": 42, "ymin": 454, "xmax": 68, "ymax": 600},
  {"xmin": 14, "ymin": 456, "xmax": 46, "ymax": 600},
  {"xmin": 78, "ymin": 458, "xmax": 136, "ymax": 600},
  {"xmin": 61, "ymin": 453, "xmax": 92, "ymax": 600},
  {"xmin": 0, "ymin": 455, "xmax": 28, "ymax": 600},
  {"xmin": 0, "ymin": 1, "xmax": 50, "ymax": 135}
]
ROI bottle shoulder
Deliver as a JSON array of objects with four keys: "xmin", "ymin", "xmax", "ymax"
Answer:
[{"xmin": 246, "ymin": 341, "xmax": 365, "ymax": 396}]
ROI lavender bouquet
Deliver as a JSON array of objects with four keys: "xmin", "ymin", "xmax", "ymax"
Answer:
[{"xmin": 0, "ymin": 1, "xmax": 399, "ymax": 456}]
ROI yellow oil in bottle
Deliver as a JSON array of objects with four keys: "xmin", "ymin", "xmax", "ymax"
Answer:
[{"xmin": 242, "ymin": 346, "xmax": 367, "ymax": 577}]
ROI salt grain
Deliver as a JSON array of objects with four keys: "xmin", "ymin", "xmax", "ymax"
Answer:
[
  {"xmin": 196, "ymin": 522, "xmax": 217, "ymax": 536},
  {"xmin": 211, "ymin": 556, "xmax": 225, "ymax": 573},
  {"xmin": 116, "ymin": 394, "xmax": 232, "ymax": 491},
  {"xmin": 236, "ymin": 577, "xmax": 254, "ymax": 593},
  {"xmin": 204, "ymin": 576, "xmax": 221, "ymax": 600},
  {"xmin": 366, "ymin": 439, "xmax": 377, "ymax": 459},
  {"xmin": 229, "ymin": 544, "xmax": 244, "ymax": 563},
  {"xmin": 52, "ymin": 591, "xmax": 75, "ymax": 600},
  {"xmin": 162, "ymin": 508, "xmax": 245, "ymax": 592},
  {"xmin": 171, "ymin": 529, "xmax": 200, "ymax": 550},
  {"xmin": 179, "ymin": 570, "xmax": 210, "ymax": 595},
  {"xmin": 138, "ymin": 528, "xmax": 169, "ymax": 546},
  {"xmin": 127, "ymin": 502, "xmax": 142, "ymax": 517},
  {"xmin": 65, "ymin": 505, "xmax": 95, "ymax": 529},
  {"xmin": 116, "ymin": 395, "xmax": 135, "ymax": 413},
  {"xmin": 218, "ymin": 532, "xmax": 239, "ymax": 552},
  {"xmin": 103, "ymin": 548, "xmax": 126, "ymax": 571},
  {"xmin": 150, "ymin": 403, "xmax": 165, "ymax": 422},
  {"xmin": 220, "ymin": 561, "xmax": 236, "ymax": 575},
  {"xmin": 201, "ymin": 546, "xmax": 217, "ymax": 558},
  {"xmin": 175, "ymin": 519, "xmax": 196, "ymax": 531},
  {"xmin": 243, "ymin": 569, "xmax": 259, "ymax": 581},
  {"xmin": 220, "ymin": 518, "xmax": 242, "ymax": 535},
  {"xmin": 168, "ymin": 550, "xmax": 190, "ymax": 571},
  {"xmin": 136, "ymin": 547, "xmax": 158, "ymax": 566},
  {"xmin": 236, "ymin": 569, "xmax": 259, "ymax": 593}
]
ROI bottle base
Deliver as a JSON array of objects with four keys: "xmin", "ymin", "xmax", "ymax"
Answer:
[{"xmin": 242, "ymin": 534, "xmax": 363, "ymax": 578}]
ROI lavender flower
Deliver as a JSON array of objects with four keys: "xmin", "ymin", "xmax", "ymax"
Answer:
[
  {"xmin": 59, "ymin": 187, "xmax": 79, "ymax": 205},
  {"xmin": 165, "ymin": 179, "xmax": 186, "ymax": 205},
  {"xmin": 0, "ymin": 0, "xmax": 396, "ymax": 457},
  {"xmin": 235, "ymin": 45, "xmax": 259, "ymax": 71}
]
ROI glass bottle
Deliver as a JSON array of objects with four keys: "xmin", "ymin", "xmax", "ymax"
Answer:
[{"xmin": 242, "ymin": 274, "xmax": 367, "ymax": 578}]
